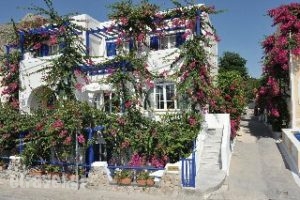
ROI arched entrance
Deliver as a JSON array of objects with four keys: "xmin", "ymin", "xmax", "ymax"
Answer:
[{"xmin": 28, "ymin": 86, "xmax": 56, "ymax": 112}]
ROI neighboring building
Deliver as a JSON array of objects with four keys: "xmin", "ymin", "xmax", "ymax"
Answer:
[{"xmin": 16, "ymin": 5, "xmax": 218, "ymax": 116}]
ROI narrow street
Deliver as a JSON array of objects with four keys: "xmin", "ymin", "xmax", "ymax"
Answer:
[{"xmin": 208, "ymin": 109, "xmax": 300, "ymax": 200}]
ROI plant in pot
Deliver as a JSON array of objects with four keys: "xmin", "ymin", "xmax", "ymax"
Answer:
[
  {"xmin": 114, "ymin": 169, "xmax": 133, "ymax": 185},
  {"xmin": 136, "ymin": 170, "xmax": 155, "ymax": 186},
  {"xmin": 0, "ymin": 160, "xmax": 7, "ymax": 171},
  {"xmin": 45, "ymin": 164, "xmax": 61, "ymax": 180},
  {"xmin": 136, "ymin": 170, "xmax": 149, "ymax": 186},
  {"xmin": 28, "ymin": 165, "xmax": 46, "ymax": 177}
]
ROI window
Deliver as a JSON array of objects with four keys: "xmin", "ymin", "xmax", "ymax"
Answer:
[
  {"xmin": 159, "ymin": 35, "xmax": 176, "ymax": 49},
  {"xmin": 94, "ymin": 92, "xmax": 120, "ymax": 113},
  {"xmin": 48, "ymin": 44, "xmax": 59, "ymax": 55},
  {"xmin": 154, "ymin": 82, "xmax": 177, "ymax": 110},
  {"xmin": 150, "ymin": 32, "xmax": 185, "ymax": 50},
  {"xmin": 106, "ymin": 42, "xmax": 117, "ymax": 57}
]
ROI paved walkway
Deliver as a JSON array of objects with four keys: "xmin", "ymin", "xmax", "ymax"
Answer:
[{"xmin": 208, "ymin": 109, "xmax": 300, "ymax": 200}]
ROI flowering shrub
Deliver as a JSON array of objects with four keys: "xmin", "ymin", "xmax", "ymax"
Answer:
[
  {"xmin": 210, "ymin": 71, "xmax": 247, "ymax": 138},
  {"xmin": 257, "ymin": 3, "xmax": 300, "ymax": 130},
  {"xmin": 0, "ymin": 0, "xmax": 221, "ymax": 168}
]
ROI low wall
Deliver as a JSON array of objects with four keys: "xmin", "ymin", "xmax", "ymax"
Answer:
[
  {"xmin": 204, "ymin": 114, "xmax": 231, "ymax": 173},
  {"xmin": 282, "ymin": 129, "xmax": 300, "ymax": 174}
]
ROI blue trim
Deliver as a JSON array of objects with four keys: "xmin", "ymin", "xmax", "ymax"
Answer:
[
  {"xmin": 106, "ymin": 42, "xmax": 117, "ymax": 57},
  {"xmin": 176, "ymin": 32, "xmax": 185, "ymax": 47},
  {"xmin": 19, "ymin": 132, "xmax": 25, "ymax": 154},
  {"xmin": 41, "ymin": 44, "xmax": 49, "ymax": 56},
  {"xmin": 150, "ymin": 36, "xmax": 159, "ymax": 50},
  {"xmin": 85, "ymin": 31, "xmax": 90, "ymax": 56},
  {"xmin": 87, "ymin": 128, "xmax": 94, "ymax": 168},
  {"xmin": 19, "ymin": 32, "xmax": 25, "ymax": 59},
  {"xmin": 196, "ymin": 10, "xmax": 201, "ymax": 36},
  {"xmin": 108, "ymin": 165, "xmax": 164, "ymax": 171}
]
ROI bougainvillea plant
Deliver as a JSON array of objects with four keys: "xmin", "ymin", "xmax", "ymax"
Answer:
[
  {"xmin": 0, "ymin": 0, "xmax": 236, "ymax": 168},
  {"xmin": 257, "ymin": 3, "xmax": 300, "ymax": 130}
]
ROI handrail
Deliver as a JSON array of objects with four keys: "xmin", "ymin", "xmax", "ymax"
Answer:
[{"xmin": 107, "ymin": 165, "xmax": 164, "ymax": 171}]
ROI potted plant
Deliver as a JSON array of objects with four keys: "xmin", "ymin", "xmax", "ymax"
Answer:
[
  {"xmin": 114, "ymin": 169, "xmax": 133, "ymax": 185},
  {"xmin": 136, "ymin": 170, "xmax": 155, "ymax": 186},
  {"xmin": 136, "ymin": 170, "xmax": 149, "ymax": 186},
  {"xmin": 28, "ymin": 165, "xmax": 45, "ymax": 177},
  {"xmin": 0, "ymin": 160, "xmax": 7, "ymax": 171},
  {"xmin": 45, "ymin": 164, "xmax": 61, "ymax": 180}
]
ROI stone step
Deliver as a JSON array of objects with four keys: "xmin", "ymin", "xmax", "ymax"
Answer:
[
  {"xmin": 196, "ymin": 169, "xmax": 226, "ymax": 193},
  {"xmin": 202, "ymin": 150, "xmax": 220, "ymax": 154}
]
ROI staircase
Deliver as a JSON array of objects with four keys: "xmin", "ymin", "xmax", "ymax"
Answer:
[{"xmin": 196, "ymin": 127, "xmax": 226, "ymax": 192}]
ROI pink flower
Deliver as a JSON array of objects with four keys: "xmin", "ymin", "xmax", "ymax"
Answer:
[
  {"xmin": 63, "ymin": 136, "xmax": 72, "ymax": 145},
  {"xmin": 52, "ymin": 119, "xmax": 64, "ymax": 130},
  {"xmin": 35, "ymin": 122, "xmax": 44, "ymax": 131},
  {"xmin": 128, "ymin": 153, "xmax": 142, "ymax": 167},
  {"xmin": 9, "ymin": 64, "xmax": 17, "ymax": 73},
  {"xmin": 77, "ymin": 134, "xmax": 85, "ymax": 144},
  {"xmin": 124, "ymin": 100, "xmax": 132, "ymax": 108},
  {"xmin": 33, "ymin": 43, "xmax": 42, "ymax": 50},
  {"xmin": 75, "ymin": 83, "xmax": 84, "ymax": 92},
  {"xmin": 188, "ymin": 116, "xmax": 197, "ymax": 127},
  {"xmin": 145, "ymin": 79, "xmax": 154, "ymax": 89},
  {"xmin": 74, "ymin": 69, "xmax": 82, "ymax": 77},
  {"xmin": 120, "ymin": 17, "xmax": 128, "ymax": 25},
  {"xmin": 271, "ymin": 108, "xmax": 280, "ymax": 118},
  {"xmin": 49, "ymin": 35, "xmax": 57, "ymax": 45},
  {"xmin": 116, "ymin": 37, "xmax": 122, "ymax": 46},
  {"xmin": 59, "ymin": 130, "xmax": 68, "ymax": 138},
  {"xmin": 137, "ymin": 33, "xmax": 145, "ymax": 42},
  {"xmin": 59, "ymin": 26, "xmax": 66, "ymax": 33}
]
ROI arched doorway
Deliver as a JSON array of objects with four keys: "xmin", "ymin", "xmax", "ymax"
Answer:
[{"xmin": 28, "ymin": 86, "xmax": 56, "ymax": 112}]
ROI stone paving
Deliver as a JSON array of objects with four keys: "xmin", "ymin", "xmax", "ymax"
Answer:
[{"xmin": 207, "ymin": 109, "xmax": 300, "ymax": 200}]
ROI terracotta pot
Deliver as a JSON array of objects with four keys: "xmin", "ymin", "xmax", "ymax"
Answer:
[
  {"xmin": 119, "ymin": 177, "xmax": 132, "ymax": 185},
  {"xmin": 65, "ymin": 173, "xmax": 76, "ymax": 181},
  {"xmin": 146, "ymin": 179, "xmax": 155, "ymax": 186},
  {"xmin": 29, "ymin": 170, "xmax": 44, "ymax": 177},
  {"xmin": 136, "ymin": 179, "xmax": 147, "ymax": 186},
  {"xmin": 0, "ymin": 165, "xmax": 5, "ymax": 171},
  {"xmin": 48, "ymin": 172, "xmax": 61, "ymax": 180}
]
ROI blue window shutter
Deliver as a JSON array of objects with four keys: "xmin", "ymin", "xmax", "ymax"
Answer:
[
  {"xmin": 106, "ymin": 42, "xmax": 117, "ymax": 56},
  {"xmin": 150, "ymin": 36, "xmax": 159, "ymax": 50},
  {"xmin": 176, "ymin": 32, "xmax": 185, "ymax": 47},
  {"xmin": 41, "ymin": 44, "xmax": 49, "ymax": 56}
]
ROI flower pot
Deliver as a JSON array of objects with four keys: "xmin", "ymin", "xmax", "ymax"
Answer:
[
  {"xmin": 0, "ymin": 165, "xmax": 7, "ymax": 171},
  {"xmin": 119, "ymin": 177, "xmax": 132, "ymax": 185},
  {"xmin": 146, "ymin": 179, "xmax": 155, "ymax": 186},
  {"xmin": 65, "ymin": 173, "xmax": 76, "ymax": 181},
  {"xmin": 136, "ymin": 179, "xmax": 147, "ymax": 186},
  {"xmin": 47, "ymin": 172, "xmax": 61, "ymax": 180},
  {"xmin": 29, "ymin": 170, "xmax": 44, "ymax": 177}
]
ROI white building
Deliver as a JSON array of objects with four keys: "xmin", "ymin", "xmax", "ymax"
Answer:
[{"xmin": 17, "ymin": 5, "xmax": 218, "ymax": 116}]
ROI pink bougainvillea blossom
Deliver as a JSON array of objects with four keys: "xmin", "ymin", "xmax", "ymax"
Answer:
[
  {"xmin": 63, "ymin": 136, "xmax": 72, "ymax": 145},
  {"xmin": 52, "ymin": 119, "xmax": 64, "ymax": 130},
  {"xmin": 77, "ymin": 134, "xmax": 85, "ymax": 144}
]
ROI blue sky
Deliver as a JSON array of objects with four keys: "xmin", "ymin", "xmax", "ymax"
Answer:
[{"xmin": 0, "ymin": 0, "xmax": 297, "ymax": 78}]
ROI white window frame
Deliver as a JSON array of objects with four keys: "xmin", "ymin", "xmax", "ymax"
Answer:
[
  {"xmin": 94, "ymin": 92, "xmax": 120, "ymax": 113},
  {"xmin": 159, "ymin": 34, "xmax": 176, "ymax": 50},
  {"xmin": 154, "ymin": 82, "xmax": 177, "ymax": 110},
  {"xmin": 48, "ymin": 44, "xmax": 59, "ymax": 55}
]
